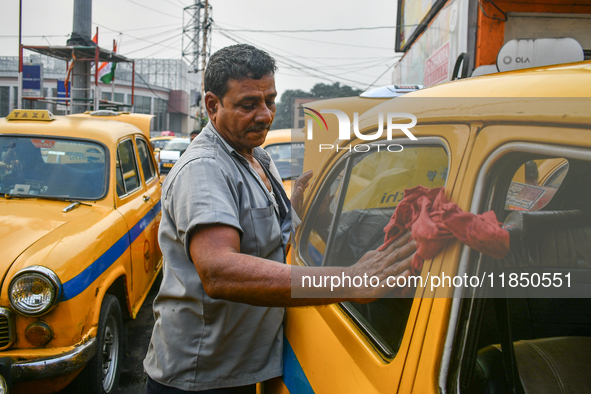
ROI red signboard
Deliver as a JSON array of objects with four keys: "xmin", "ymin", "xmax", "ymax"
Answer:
[
  {"xmin": 424, "ymin": 41, "xmax": 450, "ymax": 87},
  {"xmin": 31, "ymin": 139, "xmax": 56, "ymax": 149}
]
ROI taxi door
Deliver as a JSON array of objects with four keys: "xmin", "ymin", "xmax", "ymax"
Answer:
[
  {"xmin": 268, "ymin": 123, "xmax": 471, "ymax": 394},
  {"xmin": 114, "ymin": 137, "xmax": 159, "ymax": 318},
  {"xmin": 134, "ymin": 135, "xmax": 162, "ymax": 290}
]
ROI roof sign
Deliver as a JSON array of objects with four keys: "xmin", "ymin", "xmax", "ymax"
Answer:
[
  {"xmin": 497, "ymin": 38, "xmax": 584, "ymax": 72},
  {"xmin": 360, "ymin": 85, "xmax": 423, "ymax": 98},
  {"xmin": 6, "ymin": 110, "xmax": 55, "ymax": 121}
]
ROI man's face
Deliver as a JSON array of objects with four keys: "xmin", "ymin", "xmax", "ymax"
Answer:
[{"xmin": 206, "ymin": 74, "xmax": 277, "ymax": 154}]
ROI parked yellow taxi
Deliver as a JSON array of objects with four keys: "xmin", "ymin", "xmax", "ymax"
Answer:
[
  {"xmin": 0, "ymin": 109, "xmax": 162, "ymax": 394},
  {"xmin": 266, "ymin": 61, "xmax": 591, "ymax": 393}
]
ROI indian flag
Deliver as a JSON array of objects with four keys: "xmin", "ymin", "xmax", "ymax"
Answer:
[
  {"xmin": 94, "ymin": 39, "xmax": 117, "ymax": 85},
  {"xmin": 98, "ymin": 61, "xmax": 116, "ymax": 84}
]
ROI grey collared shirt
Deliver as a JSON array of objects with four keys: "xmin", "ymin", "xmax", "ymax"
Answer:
[{"xmin": 144, "ymin": 123, "xmax": 290, "ymax": 391}]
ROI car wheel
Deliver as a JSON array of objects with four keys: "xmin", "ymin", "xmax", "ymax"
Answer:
[{"xmin": 79, "ymin": 294, "xmax": 123, "ymax": 394}]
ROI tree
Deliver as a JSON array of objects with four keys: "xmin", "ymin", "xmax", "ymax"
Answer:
[{"xmin": 271, "ymin": 82, "xmax": 363, "ymax": 130}]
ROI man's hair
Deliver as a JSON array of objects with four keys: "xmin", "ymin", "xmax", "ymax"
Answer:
[
  {"xmin": 190, "ymin": 129, "xmax": 200, "ymax": 136},
  {"xmin": 204, "ymin": 44, "xmax": 277, "ymax": 99}
]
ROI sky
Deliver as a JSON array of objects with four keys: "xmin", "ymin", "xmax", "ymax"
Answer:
[{"xmin": 1, "ymin": 0, "xmax": 401, "ymax": 99}]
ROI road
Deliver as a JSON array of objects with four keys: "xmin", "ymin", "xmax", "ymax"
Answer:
[{"xmin": 59, "ymin": 274, "xmax": 161, "ymax": 394}]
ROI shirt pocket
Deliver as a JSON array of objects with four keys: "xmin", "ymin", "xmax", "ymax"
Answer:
[{"xmin": 250, "ymin": 205, "xmax": 282, "ymax": 259}]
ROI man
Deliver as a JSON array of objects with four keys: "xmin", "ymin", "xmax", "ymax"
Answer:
[
  {"xmin": 144, "ymin": 44, "xmax": 415, "ymax": 394},
  {"xmin": 190, "ymin": 129, "xmax": 201, "ymax": 142}
]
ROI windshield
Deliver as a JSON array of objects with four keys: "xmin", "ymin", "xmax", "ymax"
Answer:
[
  {"xmin": 151, "ymin": 139, "xmax": 170, "ymax": 150},
  {"xmin": 0, "ymin": 136, "xmax": 107, "ymax": 200},
  {"xmin": 163, "ymin": 140, "xmax": 190, "ymax": 151},
  {"xmin": 264, "ymin": 142, "xmax": 304, "ymax": 180}
]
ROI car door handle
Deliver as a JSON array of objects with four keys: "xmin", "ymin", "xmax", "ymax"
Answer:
[{"xmin": 143, "ymin": 195, "xmax": 151, "ymax": 203}]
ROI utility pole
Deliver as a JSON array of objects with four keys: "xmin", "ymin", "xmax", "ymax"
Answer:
[
  {"xmin": 181, "ymin": 0, "xmax": 212, "ymax": 127},
  {"xmin": 17, "ymin": 0, "xmax": 22, "ymax": 109},
  {"xmin": 199, "ymin": 0, "xmax": 210, "ymax": 123},
  {"xmin": 67, "ymin": 0, "xmax": 93, "ymax": 114}
]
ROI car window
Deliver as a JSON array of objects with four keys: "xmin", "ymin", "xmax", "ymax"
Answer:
[
  {"xmin": 505, "ymin": 158, "xmax": 568, "ymax": 211},
  {"xmin": 136, "ymin": 137, "xmax": 156, "ymax": 182},
  {"xmin": 163, "ymin": 141, "xmax": 190, "ymax": 151},
  {"xmin": 301, "ymin": 144, "xmax": 448, "ymax": 357},
  {"xmin": 264, "ymin": 142, "xmax": 304, "ymax": 180},
  {"xmin": 116, "ymin": 139, "xmax": 141, "ymax": 197},
  {"xmin": 151, "ymin": 139, "xmax": 170, "ymax": 150},
  {"xmin": 0, "ymin": 136, "xmax": 106, "ymax": 199}
]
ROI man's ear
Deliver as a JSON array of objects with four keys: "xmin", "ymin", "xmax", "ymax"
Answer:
[{"xmin": 204, "ymin": 92, "xmax": 220, "ymax": 120}]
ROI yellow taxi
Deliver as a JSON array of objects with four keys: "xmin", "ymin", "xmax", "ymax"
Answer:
[
  {"xmin": 150, "ymin": 135, "xmax": 175, "ymax": 153},
  {"xmin": 262, "ymin": 128, "xmax": 305, "ymax": 199},
  {"xmin": 0, "ymin": 109, "xmax": 162, "ymax": 394},
  {"xmin": 266, "ymin": 61, "xmax": 591, "ymax": 393}
]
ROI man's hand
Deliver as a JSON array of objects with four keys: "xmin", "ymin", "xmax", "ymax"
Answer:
[
  {"xmin": 347, "ymin": 232, "xmax": 416, "ymax": 302},
  {"xmin": 291, "ymin": 170, "xmax": 313, "ymax": 217}
]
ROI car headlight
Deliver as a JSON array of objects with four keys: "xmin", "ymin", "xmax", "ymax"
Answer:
[{"xmin": 9, "ymin": 266, "xmax": 62, "ymax": 316}]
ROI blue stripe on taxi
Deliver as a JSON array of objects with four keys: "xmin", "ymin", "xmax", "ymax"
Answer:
[{"xmin": 61, "ymin": 201, "xmax": 161, "ymax": 300}]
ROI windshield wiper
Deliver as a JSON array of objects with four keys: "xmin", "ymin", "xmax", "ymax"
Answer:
[{"xmin": 2, "ymin": 193, "xmax": 92, "ymax": 211}]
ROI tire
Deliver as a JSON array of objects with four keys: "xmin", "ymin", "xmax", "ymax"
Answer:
[{"xmin": 77, "ymin": 294, "xmax": 123, "ymax": 394}]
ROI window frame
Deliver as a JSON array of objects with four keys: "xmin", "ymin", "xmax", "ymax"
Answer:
[
  {"xmin": 135, "ymin": 136, "xmax": 157, "ymax": 184},
  {"xmin": 115, "ymin": 137, "xmax": 142, "ymax": 198},
  {"xmin": 441, "ymin": 141, "xmax": 591, "ymax": 394}
]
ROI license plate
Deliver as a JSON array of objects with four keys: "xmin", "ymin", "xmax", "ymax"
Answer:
[{"xmin": 163, "ymin": 163, "xmax": 174, "ymax": 168}]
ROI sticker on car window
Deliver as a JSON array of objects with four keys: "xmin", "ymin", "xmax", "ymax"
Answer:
[{"xmin": 506, "ymin": 182, "xmax": 546, "ymax": 210}]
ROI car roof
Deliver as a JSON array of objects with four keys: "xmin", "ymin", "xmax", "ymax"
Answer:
[
  {"xmin": 354, "ymin": 60, "xmax": 591, "ymax": 129},
  {"xmin": 0, "ymin": 115, "xmax": 148, "ymax": 146},
  {"xmin": 67, "ymin": 112, "xmax": 153, "ymax": 141},
  {"xmin": 407, "ymin": 60, "xmax": 591, "ymax": 98}
]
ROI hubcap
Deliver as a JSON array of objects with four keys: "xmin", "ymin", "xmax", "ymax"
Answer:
[{"xmin": 101, "ymin": 315, "xmax": 119, "ymax": 392}]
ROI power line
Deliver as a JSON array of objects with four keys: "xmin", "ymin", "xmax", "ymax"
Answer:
[
  {"xmin": 217, "ymin": 29, "xmax": 370, "ymax": 88},
  {"xmin": 213, "ymin": 25, "xmax": 400, "ymax": 33},
  {"xmin": 124, "ymin": 31, "xmax": 183, "ymax": 56},
  {"xmin": 92, "ymin": 22, "xmax": 179, "ymax": 35},
  {"xmin": 365, "ymin": 63, "xmax": 396, "ymax": 91},
  {"xmin": 124, "ymin": 0, "xmax": 182, "ymax": 20},
  {"xmin": 214, "ymin": 25, "xmax": 393, "ymax": 51},
  {"xmin": 93, "ymin": 22, "xmax": 182, "ymax": 56},
  {"xmin": 0, "ymin": 34, "xmax": 69, "ymax": 38}
]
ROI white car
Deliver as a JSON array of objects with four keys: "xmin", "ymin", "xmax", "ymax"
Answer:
[{"xmin": 158, "ymin": 138, "xmax": 190, "ymax": 175}]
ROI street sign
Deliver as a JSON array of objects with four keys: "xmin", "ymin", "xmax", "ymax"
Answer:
[{"xmin": 22, "ymin": 64, "xmax": 43, "ymax": 97}]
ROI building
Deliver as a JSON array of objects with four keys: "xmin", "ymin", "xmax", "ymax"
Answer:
[{"xmin": 0, "ymin": 55, "xmax": 200, "ymax": 136}]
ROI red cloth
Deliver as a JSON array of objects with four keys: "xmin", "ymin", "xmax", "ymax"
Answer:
[{"xmin": 378, "ymin": 186, "xmax": 510, "ymax": 275}]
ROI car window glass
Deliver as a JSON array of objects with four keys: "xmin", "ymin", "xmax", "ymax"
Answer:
[
  {"xmin": 116, "ymin": 139, "xmax": 140, "ymax": 196},
  {"xmin": 0, "ymin": 136, "xmax": 106, "ymax": 199},
  {"xmin": 136, "ymin": 137, "xmax": 156, "ymax": 182},
  {"xmin": 163, "ymin": 141, "xmax": 189, "ymax": 151},
  {"xmin": 264, "ymin": 142, "xmax": 304, "ymax": 180},
  {"xmin": 301, "ymin": 145, "xmax": 448, "ymax": 357},
  {"xmin": 306, "ymin": 168, "xmax": 345, "ymax": 266},
  {"xmin": 325, "ymin": 146, "xmax": 447, "ymax": 268},
  {"xmin": 505, "ymin": 158, "xmax": 568, "ymax": 211}
]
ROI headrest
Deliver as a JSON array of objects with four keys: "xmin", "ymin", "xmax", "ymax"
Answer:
[{"xmin": 503, "ymin": 210, "xmax": 588, "ymax": 237}]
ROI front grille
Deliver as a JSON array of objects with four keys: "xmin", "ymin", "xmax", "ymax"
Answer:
[{"xmin": 0, "ymin": 308, "xmax": 15, "ymax": 350}]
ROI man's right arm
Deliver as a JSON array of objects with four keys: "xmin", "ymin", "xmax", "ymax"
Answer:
[{"xmin": 189, "ymin": 223, "xmax": 416, "ymax": 307}]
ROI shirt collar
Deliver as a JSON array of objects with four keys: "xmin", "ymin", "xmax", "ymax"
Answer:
[{"xmin": 204, "ymin": 122, "xmax": 271, "ymax": 170}]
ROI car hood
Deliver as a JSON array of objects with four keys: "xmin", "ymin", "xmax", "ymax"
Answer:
[{"xmin": 0, "ymin": 200, "xmax": 100, "ymax": 284}]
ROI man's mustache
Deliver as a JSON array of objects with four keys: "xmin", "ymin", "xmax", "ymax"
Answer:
[{"xmin": 246, "ymin": 124, "xmax": 271, "ymax": 132}]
